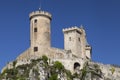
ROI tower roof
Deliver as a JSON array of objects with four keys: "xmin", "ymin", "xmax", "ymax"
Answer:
[{"xmin": 29, "ymin": 10, "xmax": 52, "ymax": 20}]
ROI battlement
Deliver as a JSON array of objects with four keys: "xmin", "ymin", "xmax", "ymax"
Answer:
[
  {"xmin": 63, "ymin": 26, "xmax": 83, "ymax": 34},
  {"xmin": 29, "ymin": 10, "xmax": 52, "ymax": 20}
]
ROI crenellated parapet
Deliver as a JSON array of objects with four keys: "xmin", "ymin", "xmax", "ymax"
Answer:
[
  {"xmin": 29, "ymin": 10, "xmax": 52, "ymax": 20},
  {"xmin": 63, "ymin": 26, "xmax": 84, "ymax": 34}
]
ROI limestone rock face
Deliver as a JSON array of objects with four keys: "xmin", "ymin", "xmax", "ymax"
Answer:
[{"xmin": 1, "ymin": 58, "xmax": 120, "ymax": 80}]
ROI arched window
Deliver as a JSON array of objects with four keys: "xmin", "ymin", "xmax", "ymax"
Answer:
[{"xmin": 74, "ymin": 62, "xmax": 80, "ymax": 70}]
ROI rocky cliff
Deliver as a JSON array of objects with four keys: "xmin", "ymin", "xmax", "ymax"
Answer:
[{"xmin": 1, "ymin": 55, "xmax": 120, "ymax": 80}]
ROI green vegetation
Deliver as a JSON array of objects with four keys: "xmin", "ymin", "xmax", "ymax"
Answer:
[
  {"xmin": 48, "ymin": 61, "xmax": 65, "ymax": 80},
  {"xmin": 80, "ymin": 62, "xmax": 89, "ymax": 80},
  {"xmin": 0, "ymin": 56, "xmax": 104, "ymax": 80},
  {"xmin": 13, "ymin": 60, "xmax": 17, "ymax": 68},
  {"xmin": 53, "ymin": 61, "xmax": 64, "ymax": 71},
  {"xmin": 42, "ymin": 55, "xmax": 48, "ymax": 63},
  {"xmin": 65, "ymin": 70, "xmax": 72, "ymax": 80},
  {"xmin": 0, "ymin": 56, "xmax": 45, "ymax": 80},
  {"xmin": 109, "ymin": 67, "xmax": 115, "ymax": 74},
  {"xmin": 48, "ymin": 74, "xmax": 58, "ymax": 80}
]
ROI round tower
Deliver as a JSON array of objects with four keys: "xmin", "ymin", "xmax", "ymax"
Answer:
[{"xmin": 29, "ymin": 10, "xmax": 52, "ymax": 53}]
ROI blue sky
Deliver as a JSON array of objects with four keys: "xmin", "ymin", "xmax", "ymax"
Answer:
[{"xmin": 0, "ymin": 0, "xmax": 120, "ymax": 71}]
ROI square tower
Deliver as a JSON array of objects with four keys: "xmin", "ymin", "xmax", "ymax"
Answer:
[{"xmin": 63, "ymin": 26, "xmax": 90, "ymax": 59}]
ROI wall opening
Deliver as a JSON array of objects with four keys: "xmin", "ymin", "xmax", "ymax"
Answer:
[
  {"xmin": 74, "ymin": 62, "xmax": 80, "ymax": 70},
  {"xmin": 34, "ymin": 28, "xmax": 37, "ymax": 32},
  {"xmin": 34, "ymin": 47, "xmax": 38, "ymax": 52},
  {"xmin": 34, "ymin": 19, "xmax": 37, "ymax": 23}
]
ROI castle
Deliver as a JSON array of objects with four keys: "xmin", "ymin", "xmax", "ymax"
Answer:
[
  {"xmin": 2, "ymin": 10, "xmax": 91, "ymax": 73},
  {"xmin": 2, "ymin": 10, "xmax": 120, "ymax": 80},
  {"xmin": 18, "ymin": 10, "xmax": 92, "ymax": 71}
]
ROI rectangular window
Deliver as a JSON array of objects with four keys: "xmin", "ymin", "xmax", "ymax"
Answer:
[
  {"xmin": 34, "ymin": 47, "xmax": 38, "ymax": 52},
  {"xmin": 34, "ymin": 19, "xmax": 37, "ymax": 23},
  {"xmin": 34, "ymin": 28, "xmax": 37, "ymax": 32}
]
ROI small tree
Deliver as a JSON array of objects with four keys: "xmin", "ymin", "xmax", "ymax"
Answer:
[
  {"xmin": 13, "ymin": 60, "xmax": 17, "ymax": 68},
  {"xmin": 53, "ymin": 61, "xmax": 64, "ymax": 71},
  {"xmin": 80, "ymin": 62, "xmax": 88, "ymax": 80},
  {"xmin": 42, "ymin": 55, "xmax": 48, "ymax": 63}
]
